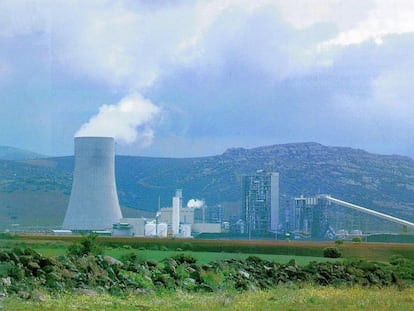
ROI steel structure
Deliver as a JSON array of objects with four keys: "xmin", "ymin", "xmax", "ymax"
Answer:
[
  {"xmin": 242, "ymin": 171, "xmax": 279, "ymax": 236},
  {"xmin": 319, "ymin": 195, "xmax": 414, "ymax": 229}
]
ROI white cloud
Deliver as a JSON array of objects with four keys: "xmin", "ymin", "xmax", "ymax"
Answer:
[
  {"xmin": 75, "ymin": 93, "xmax": 160, "ymax": 145},
  {"xmin": 321, "ymin": 0, "xmax": 414, "ymax": 47},
  {"xmin": 3, "ymin": 0, "xmax": 414, "ymax": 156},
  {"xmin": 0, "ymin": 0, "xmax": 349, "ymax": 89}
]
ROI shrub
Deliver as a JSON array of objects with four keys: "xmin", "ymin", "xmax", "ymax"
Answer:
[
  {"xmin": 182, "ymin": 243, "xmax": 193, "ymax": 251},
  {"xmin": 352, "ymin": 237, "xmax": 362, "ymax": 243},
  {"xmin": 323, "ymin": 247, "xmax": 341, "ymax": 258},
  {"xmin": 171, "ymin": 253, "xmax": 197, "ymax": 264},
  {"xmin": 67, "ymin": 233, "xmax": 103, "ymax": 257},
  {"xmin": 335, "ymin": 239, "xmax": 344, "ymax": 246}
]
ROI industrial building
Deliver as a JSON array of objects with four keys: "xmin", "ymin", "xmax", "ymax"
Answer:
[
  {"xmin": 293, "ymin": 196, "xmax": 329, "ymax": 239},
  {"xmin": 157, "ymin": 190, "xmax": 222, "ymax": 236},
  {"xmin": 242, "ymin": 170, "xmax": 279, "ymax": 236},
  {"xmin": 194, "ymin": 205, "xmax": 224, "ymax": 224},
  {"xmin": 62, "ymin": 137, "xmax": 123, "ymax": 231}
]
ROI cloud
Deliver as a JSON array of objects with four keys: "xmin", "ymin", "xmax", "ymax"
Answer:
[
  {"xmin": 75, "ymin": 93, "xmax": 160, "ymax": 145},
  {"xmin": 0, "ymin": 0, "xmax": 346, "ymax": 90},
  {"xmin": 320, "ymin": 0, "xmax": 414, "ymax": 47},
  {"xmin": 3, "ymin": 1, "xmax": 414, "ymax": 157}
]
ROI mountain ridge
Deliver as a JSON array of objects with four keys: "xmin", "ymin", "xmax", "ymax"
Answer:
[
  {"xmin": 1, "ymin": 142, "xmax": 414, "ymax": 228},
  {"xmin": 0, "ymin": 146, "xmax": 46, "ymax": 161}
]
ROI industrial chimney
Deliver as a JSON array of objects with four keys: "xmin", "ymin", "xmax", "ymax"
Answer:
[{"xmin": 63, "ymin": 137, "xmax": 123, "ymax": 230}]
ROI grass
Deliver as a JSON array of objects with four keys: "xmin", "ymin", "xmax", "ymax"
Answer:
[
  {"xmin": 3, "ymin": 243, "xmax": 338, "ymax": 265},
  {"xmin": 105, "ymin": 249, "xmax": 340, "ymax": 265},
  {"xmin": 3, "ymin": 286, "xmax": 414, "ymax": 311},
  {"xmin": 4, "ymin": 234, "xmax": 414, "ymax": 262}
]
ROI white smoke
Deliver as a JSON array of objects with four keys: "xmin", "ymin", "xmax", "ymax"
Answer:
[
  {"xmin": 75, "ymin": 93, "xmax": 160, "ymax": 145},
  {"xmin": 187, "ymin": 199, "xmax": 205, "ymax": 208}
]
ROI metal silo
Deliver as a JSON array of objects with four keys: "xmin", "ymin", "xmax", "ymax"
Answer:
[{"xmin": 62, "ymin": 137, "xmax": 123, "ymax": 230}]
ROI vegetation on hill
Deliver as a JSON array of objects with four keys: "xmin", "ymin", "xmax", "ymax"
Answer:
[
  {"xmin": 1, "ymin": 142, "xmax": 414, "ymax": 228},
  {"xmin": 0, "ymin": 146, "xmax": 46, "ymax": 161}
]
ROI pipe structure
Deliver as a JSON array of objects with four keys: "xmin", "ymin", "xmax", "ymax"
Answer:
[
  {"xmin": 319, "ymin": 195, "xmax": 414, "ymax": 229},
  {"xmin": 62, "ymin": 137, "xmax": 122, "ymax": 230}
]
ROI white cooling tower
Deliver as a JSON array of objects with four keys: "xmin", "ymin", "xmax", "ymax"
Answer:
[{"xmin": 62, "ymin": 137, "xmax": 123, "ymax": 230}]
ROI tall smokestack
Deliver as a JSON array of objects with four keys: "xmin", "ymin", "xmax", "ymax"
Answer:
[
  {"xmin": 172, "ymin": 189, "xmax": 182, "ymax": 236},
  {"xmin": 63, "ymin": 137, "xmax": 122, "ymax": 230}
]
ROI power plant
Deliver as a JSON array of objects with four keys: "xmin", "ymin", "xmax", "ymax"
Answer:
[
  {"xmin": 57, "ymin": 136, "xmax": 413, "ymax": 240},
  {"xmin": 62, "ymin": 137, "xmax": 123, "ymax": 230}
]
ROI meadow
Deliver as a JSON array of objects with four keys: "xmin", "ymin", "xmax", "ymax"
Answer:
[
  {"xmin": 1, "ymin": 234, "xmax": 414, "ymax": 310},
  {"xmin": 5, "ymin": 233, "xmax": 414, "ymax": 261},
  {"xmin": 3, "ymin": 286, "xmax": 414, "ymax": 311}
]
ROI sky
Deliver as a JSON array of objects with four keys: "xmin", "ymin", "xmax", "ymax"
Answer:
[{"xmin": 1, "ymin": 0, "xmax": 414, "ymax": 158}]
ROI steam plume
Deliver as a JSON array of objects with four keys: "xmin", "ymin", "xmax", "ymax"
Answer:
[
  {"xmin": 187, "ymin": 199, "xmax": 205, "ymax": 208},
  {"xmin": 75, "ymin": 93, "xmax": 160, "ymax": 145}
]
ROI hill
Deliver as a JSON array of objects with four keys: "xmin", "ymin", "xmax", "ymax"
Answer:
[
  {"xmin": 0, "ymin": 146, "xmax": 46, "ymax": 161},
  {"xmin": 1, "ymin": 142, "xmax": 414, "ymax": 229}
]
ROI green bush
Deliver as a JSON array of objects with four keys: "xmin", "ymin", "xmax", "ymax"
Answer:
[
  {"xmin": 67, "ymin": 233, "xmax": 103, "ymax": 257},
  {"xmin": 171, "ymin": 253, "xmax": 197, "ymax": 264},
  {"xmin": 323, "ymin": 247, "xmax": 341, "ymax": 258},
  {"xmin": 334, "ymin": 239, "xmax": 344, "ymax": 246}
]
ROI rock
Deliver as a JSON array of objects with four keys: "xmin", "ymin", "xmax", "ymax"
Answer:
[
  {"xmin": 28, "ymin": 262, "xmax": 40, "ymax": 270},
  {"xmin": 2, "ymin": 277, "xmax": 11, "ymax": 286},
  {"xmin": 238, "ymin": 270, "xmax": 250, "ymax": 279},
  {"xmin": 39, "ymin": 257, "xmax": 57, "ymax": 268},
  {"xmin": 104, "ymin": 256, "xmax": 123, "ymax": 267}
]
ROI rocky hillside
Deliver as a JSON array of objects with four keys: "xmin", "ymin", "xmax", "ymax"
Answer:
[{"xmin": 1, "ymin": 142, "xmax": 414, "ymax": 227}]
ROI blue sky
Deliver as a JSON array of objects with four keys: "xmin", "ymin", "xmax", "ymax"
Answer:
[{"xmin": 1, "ymin": 0, "xmax": 414, "ymax": 158}]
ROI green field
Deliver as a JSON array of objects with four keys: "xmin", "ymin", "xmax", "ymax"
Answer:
[
  {"xmin": 6, "ymin": 234, "xmax": 414, "ymax": 261},
  {"xmin": 17, "ymin": 245, "xmax": 339, "ymax": 265}
]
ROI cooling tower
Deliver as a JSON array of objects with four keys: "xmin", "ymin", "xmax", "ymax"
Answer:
[{"xmin": 63, "ymin": 137, "xmax": 123, "ymax": 230}]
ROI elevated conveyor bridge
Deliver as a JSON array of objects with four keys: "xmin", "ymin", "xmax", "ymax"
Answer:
[{"xmin": 318, "ymin": 195, "xmax": 414, "ymax": 230}]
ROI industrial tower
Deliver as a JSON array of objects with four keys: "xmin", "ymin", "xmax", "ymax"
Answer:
[
  {"xmin": 242, "ymin": 171, "xmax": 279, "ymax": 237},
  {"xmin": 62, "ymin": 137, "xmax": 123, "ymax": 230}
]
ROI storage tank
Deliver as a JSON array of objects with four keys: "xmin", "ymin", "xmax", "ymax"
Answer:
[
  {"xmin": 62, "ymin": 137, "xmax": 123, "ymax": 230},
  {"xmin": 145, "ymin": 222, "xmax": 156, "ymax": 236},
  {"xmin": 157, "ymin": 223, "xmax": 168, "ymax": 237},
  {"xmin": 180, "ymin": 224, "xmax": 192, "ymax": 238}
]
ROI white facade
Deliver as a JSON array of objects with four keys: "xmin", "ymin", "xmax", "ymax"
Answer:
[{"xmin": 63, "ymin": 137, "xmax": 122, "ymax": 230}]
